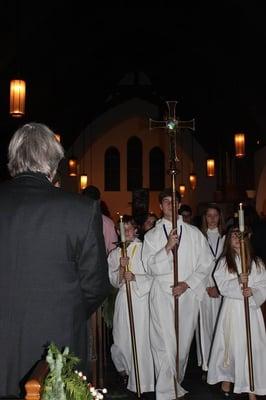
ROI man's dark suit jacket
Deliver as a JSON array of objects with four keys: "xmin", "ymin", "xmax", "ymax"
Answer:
[{"xmin": 0, "ymin": 172, "xmax": 110, "ymax": 397}]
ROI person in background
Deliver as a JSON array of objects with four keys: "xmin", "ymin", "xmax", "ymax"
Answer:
[
  {"xmin": 207, "ymin": 226, "xmax": 266, "ymax": 400},
  {"xmin": 0, "ymin": 123, "xmax": 110, "ymax": 398},
  {"xmin": 244, "ymin": 205, "xmax": 266, "ymax": 326},
  {"xmin": 142, "ymin": 212, "xmax": 158, "ymax": 233},
  {"xmin": 142, "ymin": 188, "xmax": 212, "ymax": 399},
  {"xmin": 108, "ymin": 215, "xmax": 154, "ymax": 396},
  {"xmin": 178, "ymin": 204, "xmax": 193, "ymax": 224},
  {"xmin": 243, "ymin": 204, "xmax": 266, "ymax": 266},
  {"xmin": 139, "ymin": 212, "xmax": 158, "ymax": 241},
  {"xmin": 82, "ymin": 184, "xmax": 117, "ymax": 386},
  {"xmin": 83, "ymin": 185, "xmax": 118, "ymax": 254},
  {"xmin": 196, "ymin": 204, "xmax": 225, "ymax": 379}
]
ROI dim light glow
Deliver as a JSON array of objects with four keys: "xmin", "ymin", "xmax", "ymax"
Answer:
[
  {"xmin": 179, "ymin": 183, "xmax": 186, "ymax": 197},
  {"xmin": 189, "ymin": 173, "xmax": 197, "ymax": 190},
  {"xmin": 68, "ymin": 158, "xmax": 78, "ymax": 177},
  {"xmin": 80, "ymin": 174, "xmax": 88, "ymax": 190},
  {"xmin": 55, "ymin": 134, "xmax": 61, "ymax": 142},
  {"xmin": 10, "ymin": 79, "xmax": 26, "ymax": 117},
  {"xmin": 207, "ymin": 159, "xmax": 215, "ymax": 177},
  {"xmin": 234, "ymin": 133, "xmax": 245, "ymax": 158}
]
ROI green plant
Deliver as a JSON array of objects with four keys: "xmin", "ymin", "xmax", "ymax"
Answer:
[{"xmin": 42, "ymin": 343, "xmax": 106, "ymax": 400}]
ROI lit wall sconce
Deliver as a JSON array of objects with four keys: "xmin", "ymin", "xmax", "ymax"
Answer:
[
  {"xmin": 80, "ymin": 174, "xmax": 88, "ymax": 190},
  {"xmin": 68, "ymin": 158, "xmax": 78, "ymax": 177},
  {"xmin": 10, "ymin": 79, "xmax": 26, "ymax": 117},
  {"xmin": 234, "ymin": 133, "xmax": 245, "ymax": 158},
  {"xmin": 179, "ymin": 183, "xmax": 186, "ymax": 197},
  {"xmin": 207, "ymin": 159, "xmax": 215, "ymax": 177},
  {"xmin": 55, "ymin": 134, "xmax": 61, "ymax": 142},
  {"xmin": 189, "ymin": 173, "xmax": 197, "ymax": 190}
]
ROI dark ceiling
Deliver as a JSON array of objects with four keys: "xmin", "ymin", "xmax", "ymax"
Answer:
[{"xmin": 1, "ymin": 2, "xmax": 266, "ymax": 178}]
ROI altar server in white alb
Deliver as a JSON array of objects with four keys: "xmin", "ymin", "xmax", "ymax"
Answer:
[
  {"xmin": 196, "ymin": 204, "xmax": 225, "ymax": 375},
  {"xmin": 141, "ymin": 188, "xmax": 212, "ymax": 399},
  {"xmin": 108, "ymin": 215, "xmax": 154, "ymax": 395},
  {"xmin": 207, "ymin": 227, "xmax": 266, "ymax": 400}
]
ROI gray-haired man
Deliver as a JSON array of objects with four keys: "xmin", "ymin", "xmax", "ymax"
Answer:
[{"xmin": 0, "ymin": 122, "xmax": 110, "ymax": 397}]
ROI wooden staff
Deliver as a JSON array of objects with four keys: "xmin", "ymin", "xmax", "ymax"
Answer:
[
  {"xmin": 149, "ymin": 101, "xmax": 195, "ymax": 399},
  {"xmin": 169, "ymin": 154, "xmax": 179, "ymax": 397},
  {"xmin": 119, "ymin": 215, "xmax": 141, "ymax": 398},
  {"xmin": 97, "ymin": 307, "xmax": 104, "ymax": 387},
  {"xmin": 238, "ymin": 203, "xmax": 255, "ymax": 392}
]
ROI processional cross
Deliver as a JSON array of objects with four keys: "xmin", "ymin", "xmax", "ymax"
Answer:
[{"xmin": 149, "ymin": 100, "xmax": 195, "ymax": 398}]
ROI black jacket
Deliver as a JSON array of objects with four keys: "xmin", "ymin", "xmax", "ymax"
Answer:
[{"xmin": 0, "ymin": 172, "xmax": 110, "ymax": 397}]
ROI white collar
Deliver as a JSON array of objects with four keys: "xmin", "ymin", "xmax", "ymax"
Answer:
[
  {"xmin": 207, "ymin": 227, "xmax": 219, "ymax": 234},
  {"xmin": 161, "ymin": 216, "xmax": 183, "ymax": 226}
]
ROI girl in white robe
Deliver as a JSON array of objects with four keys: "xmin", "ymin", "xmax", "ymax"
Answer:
[
  {"xmin": 108, "ymin": 216, "xmax": 154, "ymax": 394},
  {"xmin": 196, "ymin": 205, "xmax": 225, "ymax": 373},
  {"xmin": 207, "ymin": 226, "xmax": 266, "ymax": 399}
]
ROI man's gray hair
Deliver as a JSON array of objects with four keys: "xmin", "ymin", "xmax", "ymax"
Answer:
[{"xmin": 8, "ymin": 122, "xmax": 64, "ymax": 178}]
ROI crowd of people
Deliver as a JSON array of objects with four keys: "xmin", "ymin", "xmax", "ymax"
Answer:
[
  {"xmin": 0, "ymin": 122, "xmax": 265, "ymax": 400},
  {"xmin": 108, "ymin": 194, "xmax": 266, "ymax": 400}
]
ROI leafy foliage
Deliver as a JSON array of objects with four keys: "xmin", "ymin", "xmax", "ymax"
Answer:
[{"xmin": 42, "ymin": 343, "xmax": 95, "ymax": 400}]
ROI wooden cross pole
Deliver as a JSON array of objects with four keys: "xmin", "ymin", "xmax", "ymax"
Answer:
[
  {"xmin": 238, "ymin": 203, "xmax": 255, "ymax": 392},
  {"xmin": 149, "ymin": 101, "xmax": 195, "ymax": 397}
]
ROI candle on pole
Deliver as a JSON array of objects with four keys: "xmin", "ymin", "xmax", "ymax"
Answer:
[
  {"xmin": 118, "ymin": 214, "xmax": 141, "ymax": 397},
  {"xmin": 238, "ymin": 203, "xmax": 245, "ymax": 232},
  {"xmin": 119, "ymin": 215, "xmax": 126, "ymax": 243}
]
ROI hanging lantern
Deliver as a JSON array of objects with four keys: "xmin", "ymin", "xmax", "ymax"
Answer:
[
  {"xmin": 234, "ymin": 133, "xmax": 245, "ymax": 158},
  {"xmin": 179, "ymin": 183, "xmax": 186, "ymax": 197},
  {"xmin": 207, "ymin": 159, "xmax": 215, "ymax": 177},
  {"xmin": 68, "ymin": 158, "xmax": 78, "ymax": 177},
  {"xmin": 10, "ymin": 79, "xmax": 26, "ymax": 117},
  {"xmin": 189, "ymin": 173, "xmax": 197, "ymax": 190},
  {"xmin": 80, "ymin": 174, "xmax": 88, "ymax": 190},
  {"xmin": 55, "ymin": 133, "xmax": 61, "ymax": 142}
]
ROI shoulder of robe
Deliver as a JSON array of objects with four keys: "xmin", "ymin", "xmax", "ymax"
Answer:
[
  {"xmin": 107, "ymin": 246, "xmax": 119, "ymax": 260},
  {"xmin": 184, "ymin": 223, "xmax": 204, "ymax": 237},
  {"xmin": 128, "ymin": 239, "xmax": 142, "ymax": 249},
  {"xmin": 144, "ymin": 220, "xmax": 164, "ymax": 242},
  {"xmin": 134, "ymin": 238, "xmax": 143, "ymax": 246},
  {"xmin": 215, "ymin": 257, "xmax": 227, "ymax": 270},
  {"xmin": 257, "ymin": 258, "xmax": 266, "ymax": 269}
]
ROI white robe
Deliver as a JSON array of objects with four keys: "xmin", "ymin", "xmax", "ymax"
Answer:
[
  {"xmin": 207, "ymin": 257, "xmax": 266, "ymax": 395},
  {"xmin": 108, "ymin": 239, "xmax": 154, "ymax": 393},
  {"xmin": 196, "ymin": 228, "xmax": 225, "ymax": 371},
  {"xmin": 142, "ymin": 217, "xmax": 213, "ymax": 399}
]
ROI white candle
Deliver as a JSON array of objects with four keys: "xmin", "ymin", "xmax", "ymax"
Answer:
[
  {"xmin": 119, "ymin": 216, "xmax": 126, "ymax": 242},
  {"xmin": 238, "ymin": 203, "xmax": 245, "ymax": 232}
]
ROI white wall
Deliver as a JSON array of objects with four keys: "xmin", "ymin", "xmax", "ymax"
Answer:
[{"xmin": 62, "ymin": 98, "xmax": 217, "ymax": 220}]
